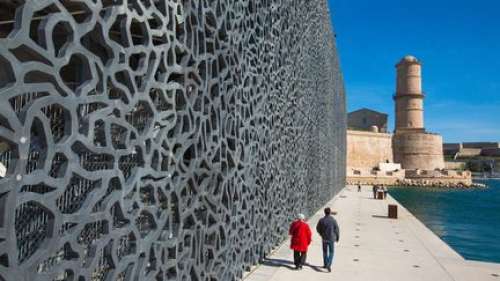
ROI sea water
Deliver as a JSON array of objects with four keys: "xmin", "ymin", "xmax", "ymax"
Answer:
[{"xmin": 389, "ymin": 179, "xmax": 500, "ymax": 263}]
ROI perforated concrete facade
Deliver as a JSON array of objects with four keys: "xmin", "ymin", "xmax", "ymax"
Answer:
[{"xmin": 0, "ymin": 1, "xmax": 346, "ymax": 281}]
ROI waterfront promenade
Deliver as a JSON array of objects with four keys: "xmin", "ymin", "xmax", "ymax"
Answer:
[{"xmin": 244, "ymin": 186, "xmax": 500, "ymax": 281}]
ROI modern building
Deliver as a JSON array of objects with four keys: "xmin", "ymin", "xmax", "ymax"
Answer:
[{"xmin": 0, "ymin": 1, "xmax": 346, "ymax": 281}]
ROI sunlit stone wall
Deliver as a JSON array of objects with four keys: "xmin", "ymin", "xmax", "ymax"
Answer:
[
  {"xmin": 0, "ymin": 1, "xmax": 345, "ymax": 280},
  {"xmin": 393, "ymin": 132, "xmax": 445, "ymax": 170},
  {"xmin": 347, "ymin": 130, "xmax": 393, "ymax": 169}
]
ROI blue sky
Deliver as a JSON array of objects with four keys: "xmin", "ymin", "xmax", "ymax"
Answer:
[{"xmin": 328, "ymin": 0, "xmax": 500, "ymax": 142}]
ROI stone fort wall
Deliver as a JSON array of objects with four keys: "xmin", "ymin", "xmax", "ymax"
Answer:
[
  {"xmin": 347, "ymin": 130, "xmax": 393, "ymax": 169},
  {"xmin": 0, "ymin": 1, "xmax": 346, "ymax": 281},
  {"xmin": 393, "ymin": 132, "xmax": 445, "ymax": 170}
]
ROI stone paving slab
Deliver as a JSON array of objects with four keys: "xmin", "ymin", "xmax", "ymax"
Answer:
[{"xmin": 243, "ymin": 186, "xmax": 500, "ymax": 281}]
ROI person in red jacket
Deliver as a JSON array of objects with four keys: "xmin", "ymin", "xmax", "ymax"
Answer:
[{"xmin": 289, "ymin": 213, "xmax": 312, "ymax": 270}]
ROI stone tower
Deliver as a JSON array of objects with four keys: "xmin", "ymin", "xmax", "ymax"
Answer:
[
  {"xmin": 392, "ymin": 55, "xmax": 445, "ymax": 170},
  {"xmin": 394, "ymin": 55, "xmax": 424, "ymax": 132}
]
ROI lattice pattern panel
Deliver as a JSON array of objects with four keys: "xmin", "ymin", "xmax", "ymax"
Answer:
[{"xmin": 0, "ymin": 0, "xmax": 346, "ymax": 280}]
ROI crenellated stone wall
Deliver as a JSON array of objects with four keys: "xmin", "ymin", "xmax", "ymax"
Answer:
[
  {"xmin": 346, "ymin": 166, "xmax": 405, "ymax": 185},
  {"xmin": 403, "ymin": 169, "xmax": 473, "ymax": 186}
]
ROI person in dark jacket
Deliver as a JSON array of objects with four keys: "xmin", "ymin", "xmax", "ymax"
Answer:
[
  {"xmin": 316, "ymin": 207, "xmax": 340, "ymax": 272},
  {"xmin": 372, "ymin": 185, "xmax": 378, "ymax": 199},
  {"xmin": 289, "ymin": 213, "xmax": 312, "ymax": 270}
]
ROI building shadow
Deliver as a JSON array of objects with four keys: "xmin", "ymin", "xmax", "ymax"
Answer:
[{"xmin": 260, "ymin": 258, "xmax": 296, "ymax": 270}]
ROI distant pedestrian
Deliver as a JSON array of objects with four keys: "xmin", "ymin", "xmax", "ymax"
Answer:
[
  {"xmin": 357, "ymin": 184, "xmax": 361, "ymax": 192},
  {"xmin": 316, "ymin": 207, "xmax": 340, "ymax": 272},
  {"xmin": 289, "ymin": 213, "xmax": 312, "ymax": 270},
  {"xmin": 372, "ymin": 185, "xmax": 378, "ymax": 199},
  {"xmin": 383, "ymin": 186, "xmax": 388, "ymax": 199}
]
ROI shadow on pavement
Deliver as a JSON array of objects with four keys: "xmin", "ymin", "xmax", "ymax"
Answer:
[
  {"xmin": 260, "ymin": 258, "xmax": 296, "ymax": 270},
  {"xmin": 305, "ymin": 263, "xmax": 325, "ymax": 273},
  {"xmin": 260, "ymin": 258, "xmax": 327, "ymax": 273}
]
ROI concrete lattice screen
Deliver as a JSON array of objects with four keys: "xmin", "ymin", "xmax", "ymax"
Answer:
[{"xmin": 0, "ymin": 1, "xmax": 345, "ymax": 281}]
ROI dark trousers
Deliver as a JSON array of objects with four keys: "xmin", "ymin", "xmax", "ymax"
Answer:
[
  {"xmin": 322, "ymin": 240, "xmax": 335, "ymax": 267},
  {"xmin": 293, "ymin": 251, "xmax": 307, "ymax": 267}
]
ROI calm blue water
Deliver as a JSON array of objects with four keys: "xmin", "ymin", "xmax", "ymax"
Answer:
[{"xmin": 389, "ymin": 179, "xmax": 500, "ymax": 263}]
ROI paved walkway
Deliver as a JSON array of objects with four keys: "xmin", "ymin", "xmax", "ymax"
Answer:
[{"xmin": 244, "ymin": 186, "xmax": 500, "ymax": 281}]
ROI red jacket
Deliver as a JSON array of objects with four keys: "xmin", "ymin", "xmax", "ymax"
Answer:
[{"xmin": 289, "ymin": 220, "xmax": 312, "ymax": 252}]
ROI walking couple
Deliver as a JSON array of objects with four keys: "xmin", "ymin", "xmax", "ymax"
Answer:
[{"xmin": 288, "ymin": 208, "xmax": 340, "ymax": 272}]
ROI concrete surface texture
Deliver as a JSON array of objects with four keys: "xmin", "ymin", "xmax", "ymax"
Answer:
[
  {"xmin": 243, "ymin": 186, "xmax": 500, "ymax": 281},
  {"xmin": 0, "ymin": 1, "xmax": 346, "ymax": 280}
]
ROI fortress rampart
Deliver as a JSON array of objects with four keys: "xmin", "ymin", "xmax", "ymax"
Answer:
[
  {"xmin": 393, "ymin": 132, "xmax": 445, "ymax": 170},
  {"xmin": 347, "ymin": 55, "xmax": 471, "ymax": 187},
  {"xmin": 347, "ymin": 130, "xmax": 393, "ymax": 169},
  {"xmin": 392, "ymin": 56, "xmax": 446, "ymax": 171}
]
